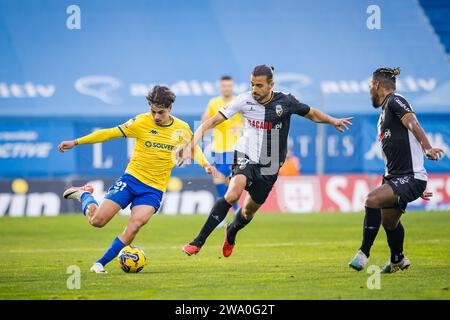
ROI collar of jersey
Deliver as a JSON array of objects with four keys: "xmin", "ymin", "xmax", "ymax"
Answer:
[
  {"xmin": 380, "ymin": 92, "xmax": 393, "ymax": 108},
  {"xmin": 157, "ymin": 116, "xmax": 174, "ymax": 127},
  {"xmin": 261, "ymin": 92, "xmax": 275, "ymax": 106}
]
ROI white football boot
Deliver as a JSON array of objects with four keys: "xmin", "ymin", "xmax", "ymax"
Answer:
[
  {"xmin": 89, "ymin": 262, "xmax": 107, "ymax": 274},
  {"xmin": 381, "ymin": 256, "xmax": 411, "ymax": 274},
  {"xmin": 63, "ymin": 185, "xmax": 94, "ymax": 201},
  {"xmin": 348, "ymin": 250, "xmax": 369, "ymax": 271}
]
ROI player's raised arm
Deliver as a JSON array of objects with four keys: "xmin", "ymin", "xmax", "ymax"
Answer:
[
  {"xmin": 183, "ymin": 93, "xmax": 244, "ymax": 160},
  {"xmin": 304, "ymin": 107, "xmax": 353, "ymax": 132},
  {"xmin": 289, "ymin": 94, "xmax": 353, "ymax": 132},
  {"xmin": 180, "ymin": 113, "xmax": 226, "ymax": 161},
  {"xmin": 58, "ymin": 127, "xmax": 124, "ymax": 153},
  {"xmin": 58, "ymin": 117, "xmax": 138, "ymax": 153}
]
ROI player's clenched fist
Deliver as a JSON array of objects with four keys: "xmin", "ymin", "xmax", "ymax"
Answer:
[
  {"xmin": 58, "ymin": 140, "xmax": 77, "ymax": 153},
  {"xmin": 425, "ymin": 148, "xmax": 445, "ymax": 161},
  {"xmin": 175, "ymin": 145, "xmax": 192, "ymax": 167}
]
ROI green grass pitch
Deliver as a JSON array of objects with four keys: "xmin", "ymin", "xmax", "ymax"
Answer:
[{"xmin": 0, "ymin": 211, "xmax": 449, "ymax": 300}]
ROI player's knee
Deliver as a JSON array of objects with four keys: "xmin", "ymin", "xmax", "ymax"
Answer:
[
  {"xmin": 365, "ymin": 193, "xmax": 380, "ymax": 208},
  {"xmin": 224, "ymin": 191, "xmax": 240, "ymax": 204}
]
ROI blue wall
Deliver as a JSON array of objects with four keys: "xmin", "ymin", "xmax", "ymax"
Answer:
[{"xmin": 1, "ymin": 0, "xmax": 450, "ymax": 117}]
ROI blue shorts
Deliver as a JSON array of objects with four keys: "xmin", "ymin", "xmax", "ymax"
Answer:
[
  {"xmin": 212, "ymin": 152, "xmax": 234, "ymax": 177},
  {"xmin": 104, "ymin": 173, "xmax": 163, "ymax": 211}
]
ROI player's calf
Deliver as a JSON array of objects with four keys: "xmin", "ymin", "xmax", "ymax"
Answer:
[
  {"xmin": 381, "ymin": 218, "xmax": 400, "ymax": 231},
  {"xmin": 121, "ymin": 218, "xmax": 148, "ymax": 244},
  {"xmin": 119, "ymin": 205, "xmax": 154, "ymax": 243},
  {"xmin": 87, "ymin": 199, "xmax": 122, "ymax": 228},
  {"xmin": 89, "ymin": 214, "xmax": 109, "ymax": 228}
]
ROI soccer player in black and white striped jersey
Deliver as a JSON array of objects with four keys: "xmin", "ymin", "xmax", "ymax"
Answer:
[
  {"xmin": 349, "ymin": 67, "xmax": 444, "ymax": 273},
  {"xmin": 180, "ymin": 65, "xmax": 353, "ymax": 257}
]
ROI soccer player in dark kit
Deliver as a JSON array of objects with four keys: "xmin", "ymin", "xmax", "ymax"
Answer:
[
  {"xmin": 349, "ymin": 67, "xmax": 445, "ymax": 273},
  {"xmin": 180, "ymin": 65, "xmax": 354, "ymax": 257}
]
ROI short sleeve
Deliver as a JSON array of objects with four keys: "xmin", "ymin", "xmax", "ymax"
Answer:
[
  {"xmin": 389, "ymin": 95, "xmax": 414, "ymax": 119},
  {"xmin": 117, "ymin": 117, "xmax": 138, "ymax": 138},
  {"xmin": 219, "ymin": 94, "xmax": 246, "ymax": 119},
  {"xmin": 289, "ymin": 94, "xmax": 311, "ymax": 116}
]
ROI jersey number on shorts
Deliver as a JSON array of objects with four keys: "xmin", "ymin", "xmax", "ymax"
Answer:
[{"xmin": 113, "ymin": 181, "xmax": 127, "ymax": 192}]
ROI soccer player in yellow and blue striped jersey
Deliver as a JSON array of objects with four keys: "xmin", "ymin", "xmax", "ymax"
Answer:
[
  {"xmin": 202, "ymin": 76, "xmax": 243, "ymax": 215},
  {"xmin": 58, "ymin": 86, "xmax": 215, "ymax": 273}
]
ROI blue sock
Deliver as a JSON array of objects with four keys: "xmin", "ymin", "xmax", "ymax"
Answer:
[
  {"xmin": 81, "ymin": 192, "xmax": 98, "ymax": 216},
  {"xmin": 215, "ymin": 183, "xmax": 227, "ymax": 198},
  {"xmin": 97, "ymin": 237, "xmax": 126, "ymax": 266},
  {"xmin": 232, "ymin": 202, "xmax": 239, "ymax": 213}
]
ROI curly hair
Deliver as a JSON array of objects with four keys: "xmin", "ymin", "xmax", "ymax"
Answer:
[{"xmin": 146, "ymin": 85, "xmax": 176, "ymax": 108}]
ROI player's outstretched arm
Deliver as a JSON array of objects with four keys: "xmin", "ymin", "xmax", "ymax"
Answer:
[
  {"xmin": 181, "ymin": 113, "xmax": 226, "ymax": 160},
  {"xmin": 304, "ymin": 107, "xmax": 353, "ymax": 132},
  {"xmin": 193, "ymin": 145, "xmax": 219, "ymax": 178},
  {"xmin": 401, "ymin": 113, "xmax": 444, "ymax": 160},
  {"xmin": 58, "ymin": 127, "xmax": 123, "ymax": 153}
]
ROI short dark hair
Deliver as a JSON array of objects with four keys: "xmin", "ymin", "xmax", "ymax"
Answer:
[
  {"xmin": 252, "ymin": 64, "xmax": 275, "ymax": 82},
  {"xmin": 373, "ymin": 67, "xmax": 400, "ymax": 90},
  {"xmin": 146, "ymin": 85, "xmax": 176, "ymax": 108},
  {"xmin": 220, "ymin": 75, "xmax": 233, "ymax": 81}
]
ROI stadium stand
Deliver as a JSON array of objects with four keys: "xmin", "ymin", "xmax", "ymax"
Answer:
[{"xmin": 419, "ymin": 0, "xmax": 450, "ymax": 59}]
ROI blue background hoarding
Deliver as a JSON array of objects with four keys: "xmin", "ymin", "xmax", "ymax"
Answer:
[{"xmin": 1, "ymin": 113, "xmax": 448, "ymax": 178}]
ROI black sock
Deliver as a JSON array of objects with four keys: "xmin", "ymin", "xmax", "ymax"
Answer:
[
  {"xmin": 226, "ymin": 209, "xmax": 252, "ymax": 245},
  {"xmin": 385, "ymin": 222, "xmax": 405, "ymax": 263},
  {"xmin": 191, "ymin": 198, "xmax": 231, "ymax": 247},
  {"xmin": 359, "ymin": 206, "xmax": 381, "ymax": 257}
]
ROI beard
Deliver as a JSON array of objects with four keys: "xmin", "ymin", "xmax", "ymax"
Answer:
[
  {"xmin": 253, "ymin": 92, "xmax": 269, "ymax": 103},
  {"xmin": 371, "ymin": 94, "xmax": 381, "ymax": 108}
]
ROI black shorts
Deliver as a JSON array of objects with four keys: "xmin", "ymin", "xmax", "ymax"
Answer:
[
  {"xmin": 383, "ymin": 175, "xmax": 427, "ymax": 212},
  {"xmin": 231, "ymin": 151, "xmax": 279, "ymax": 205}
]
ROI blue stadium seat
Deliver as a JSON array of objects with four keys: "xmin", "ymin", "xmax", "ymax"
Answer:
[{"xmin": 419, "ymin": 0, "xmax": 450, "ymax": 57}]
